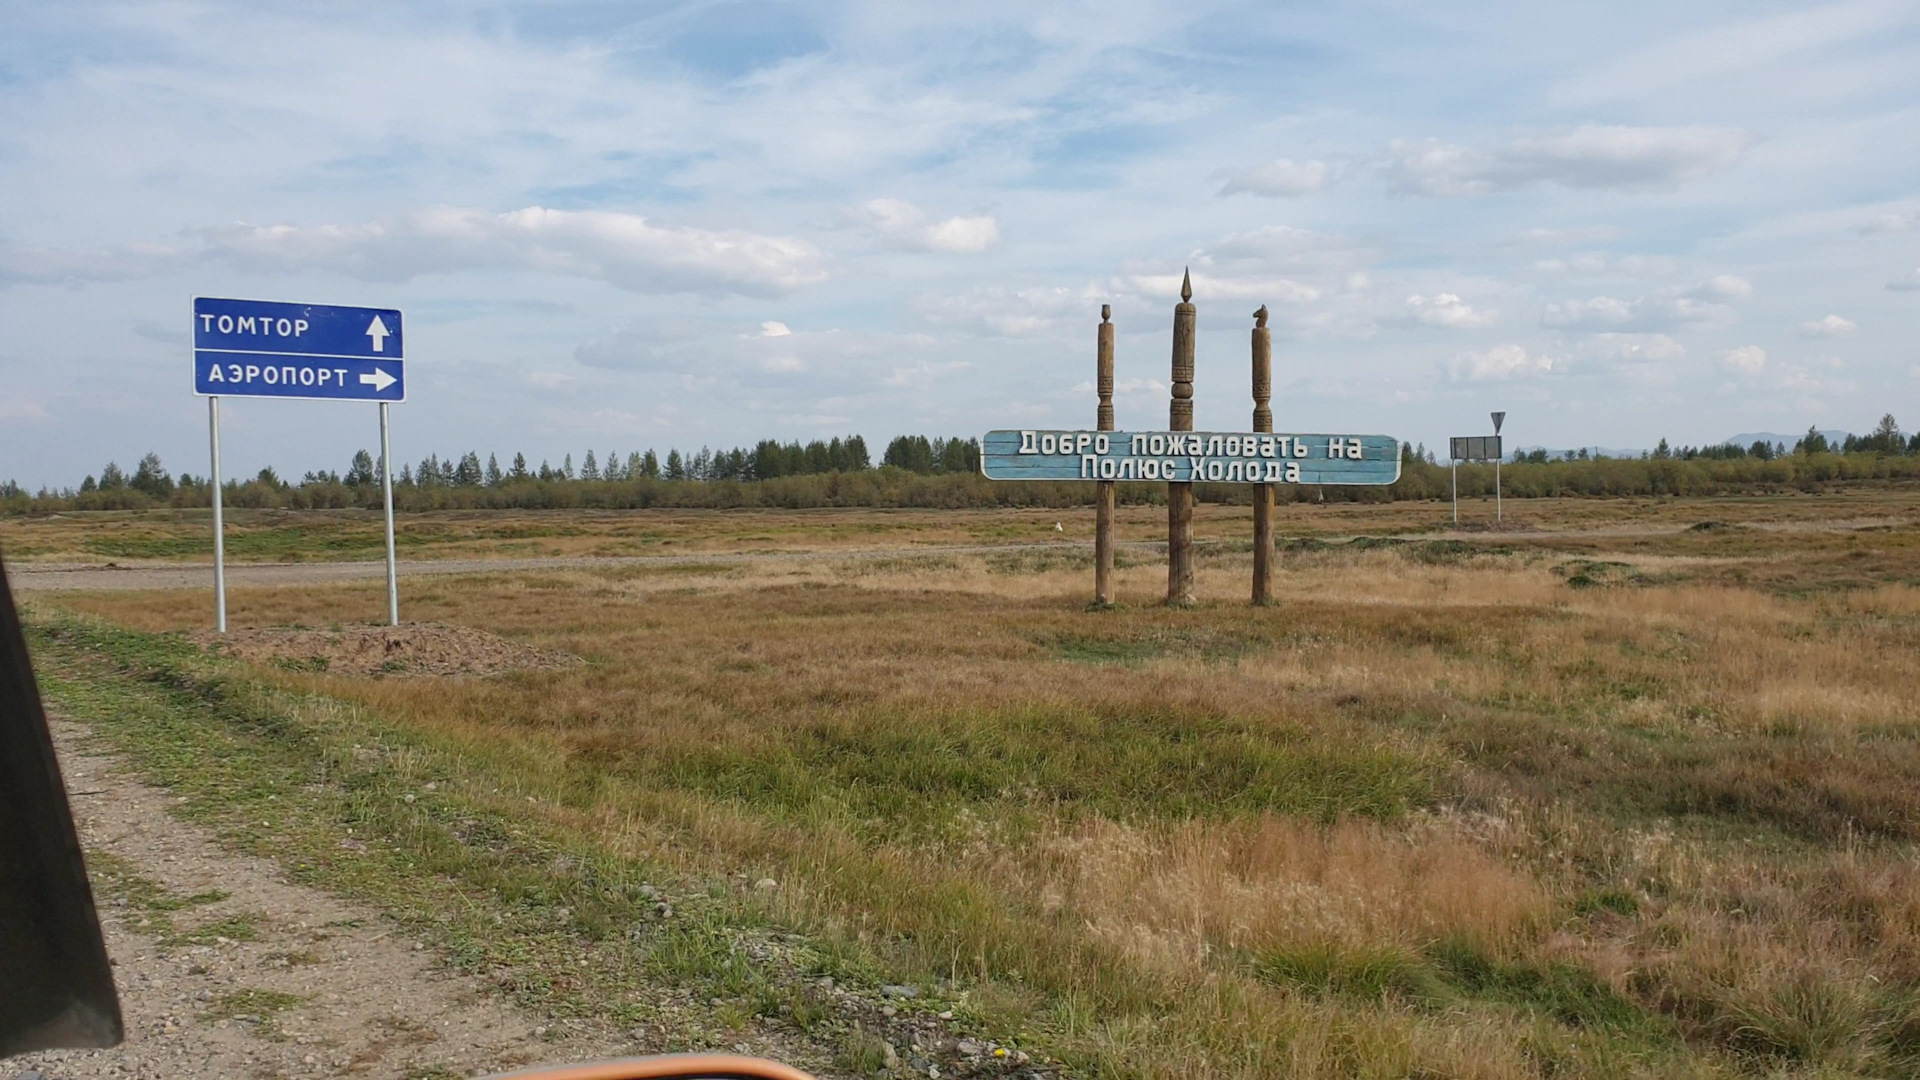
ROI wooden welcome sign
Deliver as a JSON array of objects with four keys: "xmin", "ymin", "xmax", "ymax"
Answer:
[{"xmin": 979, "ymin": 271, "xmax": 1402, "ymax": 607}]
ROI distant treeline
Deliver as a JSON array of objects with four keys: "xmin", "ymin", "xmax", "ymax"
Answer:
[{"xmin": 8, "ymin": 419, "xmax": 1920, "ymax": 515}]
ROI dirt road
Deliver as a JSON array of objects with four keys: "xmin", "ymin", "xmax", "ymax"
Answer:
[{"xmin": 8, "ymin": 721, "xmax": 628, "ymax": 1080}]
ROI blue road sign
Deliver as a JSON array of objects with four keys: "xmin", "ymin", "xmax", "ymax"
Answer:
[
  {"xmin": 981, "ymin": 430, "xmax": 1402, "ymax": 485},
  {"xmin": 193, "ymin": 297, "xmax": 404, "ymax": 401}
]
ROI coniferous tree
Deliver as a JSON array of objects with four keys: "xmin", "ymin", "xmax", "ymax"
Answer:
[
  {"xmin": 98, "ymin": 461, "xmax": 128, "ymax": 489},
  {"xmin": 883, "ymin": 435, "xmax": 934, "ymax": 473},
  {"xmin": 562, "ymin": 453, "xmax": 574, "ymax": 479},
  {"xmin": 664, "ymin": 449, "xmax": 685, "ymax": 480},
  {"xmin": 485, "ymin": 454, "xmax": 503, "ymax": 486},
  {"xmin": 511, "ymin": 452, "xmax": 529, "ymax": 480},
  {"xmin": 751, "ymin": 440, "xmax": 784, "ymax": 480},
  {"xmin": 641, "ymin": 449, "xmax": 659, "ymax": 478},
  {"xmin": 346, "ymin": 450, "xmax": 376, "ymax": 486},
  {"xmin": 1796, "ymin": 426, "xmax": 1829, "ymax": 454},
  {"xmin": 131, "ymin": 452, "xmax": 173, "ymax": 496},
  {"xmin": 581, "ymin": 449, "xmax": 600, "ymax": 481},
  {"xmin": 1865, "ymin": 414, "xmax": 1903, "ymax": 454},
  {"xmin": 537, "ymin": 460, "xmax": 554, "ymax": 481},
  {"xmin": 846, "ymin": 435, "xmax": 871, "ymax": 470},
  {"xmin": 602, "ymin": 451, "xmax": 623, "ymax": 481},
  {"xmin": 627, "ymin": 451, "xmax": 643, "ymax": 478},
  {"xmin": 80, "ymin": 475, "xmax": 97, "ymax": 492},
  {"xmin": 457, "ymin": 451, "xmax": 483, "ymax": 485}
]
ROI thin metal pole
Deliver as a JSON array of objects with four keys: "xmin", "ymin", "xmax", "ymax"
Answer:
[
  {"xmin": 1495, "ymin": 456, "xmax": 1503, "ymax": 523},
  {"xmin": 1451, "ymin": 459, "xmax": 1458, "ymax": 525},
  {"xmin": 208, "ymin": 396, "xmax": 227, "ymax": 633},
  {"xmin": 380, "ymin": 402, "xmax": 398, "ymax": 626}
]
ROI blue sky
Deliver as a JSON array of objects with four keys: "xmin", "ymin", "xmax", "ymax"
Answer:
[{"xmin": 3, "ymin": 0, "xmax": 1918, "ymax": 488}]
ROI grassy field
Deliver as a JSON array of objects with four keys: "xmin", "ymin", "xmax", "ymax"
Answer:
[
  {"xmin": 17, "ymin": 494, "xmax": 1920, "ymax": 1078},
  {"xmin": 5, "ymin": 488, "xmax": 1918, "ymax": 565}
]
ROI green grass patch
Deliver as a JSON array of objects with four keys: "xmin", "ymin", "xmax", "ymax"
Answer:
[{"xmin": 626, "ymin": 701, "xmax": 1436, "ymax": 831}]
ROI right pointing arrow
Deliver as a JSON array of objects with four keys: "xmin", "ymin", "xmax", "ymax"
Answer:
[{"xmin": 360, "ymin": 367, "xmax": 397, "ymax": 392}]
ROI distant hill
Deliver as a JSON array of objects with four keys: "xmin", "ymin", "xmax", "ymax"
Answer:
[
  {"xmin": 1510, "ymin": 445, "xmax": 1646, "ymax": 460},
  {"xmin": 1724, "ymin": 430, "xmax": 1851, "ymax": 449}
]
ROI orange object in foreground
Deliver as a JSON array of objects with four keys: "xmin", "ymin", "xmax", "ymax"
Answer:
[{"xmin": 483, "ymin": 1053, "xmax": 818, "ymax": 1080}]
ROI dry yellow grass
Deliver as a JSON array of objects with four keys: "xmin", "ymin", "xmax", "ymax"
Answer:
[{"xmin": 28, "ymin": 497, "xmax": 1920, "ymax": 1077}]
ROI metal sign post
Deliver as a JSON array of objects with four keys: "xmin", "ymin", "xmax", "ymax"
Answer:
[
  {"xmin": 208, "ymin": 397, "xmax": 226, "ymax": 633},
  {"xmin": 1447, "ymin": 434, "xmax": 1503, "ymax": 527},
  {"xmin": 1491, "ymin": 411, "xmax": 1506, "ymax": 524},
  {"xmin": 193, "ymin": 297, "xmax": 406, "ymax": 631},
  {"xmin": 379, "ymin": 402, "xmax": 398, "ymax": 626}
]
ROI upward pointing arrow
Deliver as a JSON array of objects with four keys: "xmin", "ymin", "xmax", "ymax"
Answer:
[{"xmin": 366, "ymin": 316, "xmax": 390, "ymax": 353}]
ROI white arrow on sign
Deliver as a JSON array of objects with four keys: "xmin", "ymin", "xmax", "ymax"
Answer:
[
  {"xmin": 359, "ymin": 367, "xmax": 396, "ymax": 392},
  {"xmin": 366, "ymin": 316, "xmax": 390, "ymax": 353}
]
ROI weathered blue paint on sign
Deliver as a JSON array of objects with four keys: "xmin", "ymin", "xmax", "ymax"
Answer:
[
  {"xmin": 981, "ymin": 430, "xmax": 1401, "ymax": 485},
  {"xmin": 193, "ymin": 297, "xmax": 405, "ymax": 401}
]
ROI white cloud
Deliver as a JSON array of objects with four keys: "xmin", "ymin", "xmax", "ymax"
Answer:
[
  {"xmin": 1717, "ymin": 345, "xmax": 1768, "ymax": 374},
  {"xmin": 915, "ymin": 285, "xmax": 1097, "ymax": 337},
  {"xmin": 1552, "ymin": 1, "xmax": 1915, "ymax": 107},
  {"xmin": 0, "ymin": 398, "xmax": 49, "ymax": 421},
  {"xmin": 1573, "ymin": 334, "xmax": 1687, "ymax": 385},
  {"xmin": 1858, "ymin": 211, "xmax": 1919, "ymax": 234},
  {"xmin": 1798, "ymin": 314, "xmax": 1857, "ymax": 337},
  {"xmin": 1541, "ymin": 276, "xmax": 1748, "ymax": 331},
  {"xmin": 1403, "ymin": 293, "xmax": 1495, "ymax": 329},
  {"xmin": 760, "ymin": 321, "xmax": 793, "ymax": 337},
  {"xmin": 882, "ymin": 360, "xmax": 970, "ymax": 387},
  {"xmin": 1113, "ymin": 272, "xmax": 1319, "ymax": 303},
  {"xmin": 1531, "ymin": 252, "xmax": 1676, "ymax": 277},
  {"xmin": 1214, "ymin": 158, "xmax": 1333, "ymax": 197},
  {"xmin": 0, "ymin": 206, "xmax": 830, "ymax": 295},
  {"xmin": 1583, "ymin": 333, "xmax": 1687, "ymax": 364},
  {"xmin": 1204, "ymin": 225, "xmax": 1347, "ymax": 261},
  {"xmin": 1694, "ymin": 274, "xmax": 1752, "ymax": 300},
  {"xmin": 848, "ymin": 198, "xmax": 1000, "ymax": 254},
  {"xmin": 1386, "ymin": 126, "xmax": 1750, "ymax": 196},
  {"xmin": 1447, "ymin": 344, "xmax": 1556, "ymax": 381},
  {"xmin": 1510, "ymin": 226, "xmax": 1621, "ymax": 247}
]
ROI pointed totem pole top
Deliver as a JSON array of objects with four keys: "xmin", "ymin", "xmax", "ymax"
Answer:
[{"xmin": 1180, "ymin": 267, "xmax": 1193, "ymax": 303}]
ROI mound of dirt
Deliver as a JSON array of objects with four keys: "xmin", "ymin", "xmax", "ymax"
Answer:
[{"xmin": 194, "ymin": 622, "xmax": 579, "ymax": 677}]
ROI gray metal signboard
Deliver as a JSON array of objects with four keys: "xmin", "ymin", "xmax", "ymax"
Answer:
[{"xmin": 1450, "ymin": 435, "xmax": 1502, "ymax": 463}]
